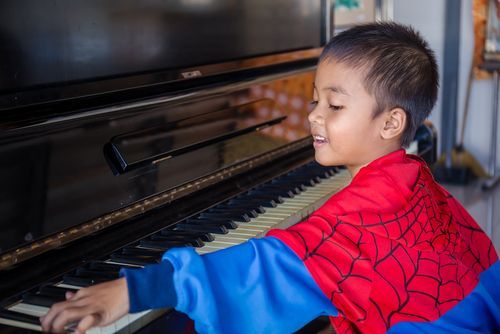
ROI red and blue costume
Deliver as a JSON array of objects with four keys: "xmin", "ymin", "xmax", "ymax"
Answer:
[
  {"xmin": 122, "ymin": 150, "xmax": 499, "ymax": 333},
  {"xmin": 268, "ymin": 149, "xmax": 499, "ymax": 333}
]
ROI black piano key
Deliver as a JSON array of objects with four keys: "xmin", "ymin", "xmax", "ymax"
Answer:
[
  {"xmin": 150, "ymin": 234, "xmax": 205, "ymax": 247},
  {"xmin": 75, "ymin": 268, "xmax": 119, "ymax": 280},
  {"xmin": 223, "ymin": 203, "xmax": 266, "ymax": 214},
  {"xmin": 121, "ymin": 247, "xmax": 164, "ymax": 257},
  {"xmin": 88, "ymin": 261, "xmax": 137, "ymax": 272},
  {"xmin": 229, "ymin": 198, "xmax": 277, "ymax": 208},
  {"xmin": 149, "ymin": 234, "xmax": 192, "ymax": 241},
  {"xmin": 207, "ymin": 207, "xmax": 259, "ymax": 218},
  {"xmin": 249, "ymin": 188, "xmax": 295, "ymax": 198},
  {"xmin": 186, "ymin": 218, "xmax": 238, "ymax": 229},
  {"xmin": 175, "ymin": 224, "xmax": 228, "ymax": 234},
  {"xmin": 259, "ymin": 184, "xmax": 301, "ymax": 195},
  {"xmin": 286, "ymin": 171, "xmax": 322, "ymax": 179},
  {"xmin": 21, "ymin": 292, "xmax": 65, "ymax": 308},
  {"xmin": 137, "ymin": 241, "xmax": 169, "ymax": 251},
  {"xmin": 259, "ymin": 182, "xmax": 302, "ymax": 192},
  {"xmin": 87, "ymin": 262, "xmax": 121, "ymax": 273},
  {"xmin": 284, "ymin": 176, "xmax": 320, "ymax": 186},
  {"xmin": 139, "ymin": 239, "xmax": 193, "ymax": 251},
  {"xmin": 0, "ymin": 309, "xmax": 40, "ymax": 325},
  {"xmin": 109, "ymin": 253, "xmax": 159, "ymax": 267},
  {"xmin": 159, "ymin": 229, "xmax": 215, "ymax": 242},
  {"xmin": 207, "ymin": 209, "xmax": 259, "ymax": 219},
  {"xmin": 301, "ymin": 171, "xmax": 326, "ymax": 179},
  {"xmin": 62, "ymin": 275, "xmax": 108, "ymax": 287},
  {"xmin": 139, "ymin": 240, "xmax": 182, "ymax": 251},
  {"xmin": 271, "ymin": 180, "xmax": 308, "ymax": 191},
  {"xmin": 200, "ymin": 211, "xmax": 251, "ymax": 222},
  {"xmin": 248, "ymin": 189, "xmax": 285, "ymax": 204},
  {"xmin": 231, "ymin": 194, "xmax": 283, "ymax": 208},
  {"xmin": 246, "ymin": 191, "xmax": 285, "ymax": 201},
  {"xmin": 38, "ymin": 285, "xmax": 77, "ymax": 298},
  {"xmin": 193, "ymin": 215, "xmax": 244, "ymax": 225},
  {"xmin": 309, "ymin": 168, "xmax": 335, "ymax": 178}
]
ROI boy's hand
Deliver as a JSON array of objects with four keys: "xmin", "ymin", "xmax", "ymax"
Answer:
[{"xmin": 40, "ymin": 277, "xmax": 129, "ymax": 334}]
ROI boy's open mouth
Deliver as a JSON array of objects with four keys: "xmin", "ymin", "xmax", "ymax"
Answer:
[
  {"xmin": 313, "ymin": 135, "xmax": 328, "ymax": 144},
  {"xmin": 312, "ymin": 135, "xmax": 328, "ymax": 149}
]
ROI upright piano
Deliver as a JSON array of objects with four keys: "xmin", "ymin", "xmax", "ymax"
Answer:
[{"xmin": 0, "ymin": 1, "xmax": 435, "ymax": 333}]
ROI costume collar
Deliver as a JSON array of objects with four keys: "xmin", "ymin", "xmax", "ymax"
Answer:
[{"xmin": 323, "ymin": 149, "xmax": 424, "ymax": 214}]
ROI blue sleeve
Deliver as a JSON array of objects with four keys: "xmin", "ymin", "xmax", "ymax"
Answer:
[
  {"xmin": 121, "ymin": 237, "xmax": 338, "ymax": 334},
  {"xmin": 388, "ymin": 260, "xmax": 500, "ymax": 334},
  {"xmin": 120, "ymin": 259, "xmax": 177, "ymax": 312}
]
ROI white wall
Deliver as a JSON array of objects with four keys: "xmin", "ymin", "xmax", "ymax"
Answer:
[
  {"xmin": 392, "ymin": 0, "xmax": 499, "ymax": 172},
  {"xmin": 392, "ymin": 0, "xmax": 446, "ymax": 154},
  {"xmin": 458, "ymin": 0, "xmax": 497, "ymax": 174}
]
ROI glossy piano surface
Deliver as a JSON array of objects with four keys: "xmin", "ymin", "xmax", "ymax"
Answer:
[
  {"xmin": 0, "ymin": 69, "xmax": 316, "ymax": 257},
  {"xmin": 0, "ymin": 1, "xmax": 336, "ymax": 332}
]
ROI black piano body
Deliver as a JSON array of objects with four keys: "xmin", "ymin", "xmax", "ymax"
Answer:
[{"xmin": 0, "ymin": 1, "xmax": 435, "ymax": 333}]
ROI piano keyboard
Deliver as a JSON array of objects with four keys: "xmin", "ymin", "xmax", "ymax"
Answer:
[{"xmin": 0, "ymin": 162, "xmax": 351, "ymax": 333}]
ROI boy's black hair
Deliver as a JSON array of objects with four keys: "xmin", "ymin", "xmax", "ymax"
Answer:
[{"xmin": 320, "ymin": 22, "xmax": 438, "ymax": 147}]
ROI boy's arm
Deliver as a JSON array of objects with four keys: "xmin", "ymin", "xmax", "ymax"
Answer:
[
  {"xmin": 42, "ymin": 237, "xmax": 337, "ymax": 333},
  {"xmin": 127, "ymin": 236, "xmax": 337, "ymax": 333}
]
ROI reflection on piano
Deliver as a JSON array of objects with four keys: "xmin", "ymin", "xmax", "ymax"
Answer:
[{"xmin": 0, "ymin": 1, "xmax": 435, "ymax": 333}]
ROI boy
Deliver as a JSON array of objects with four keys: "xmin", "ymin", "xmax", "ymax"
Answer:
[{"xmin": 41, "ymin": 22, "xmax": 499, "ymax": 334}]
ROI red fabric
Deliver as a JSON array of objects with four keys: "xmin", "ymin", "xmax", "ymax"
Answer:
[{"xmin": 267, "ymin": 150, "xmax": 498, "ymax": 334}]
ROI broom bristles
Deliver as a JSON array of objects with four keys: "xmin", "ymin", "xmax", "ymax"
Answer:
[{"xmin": 436, "ymin": 146, "xmax": 489, "ymax": 178}]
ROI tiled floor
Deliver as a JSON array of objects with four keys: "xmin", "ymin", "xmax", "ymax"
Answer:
[{"xmin": 444, "ymin": 179, "xmax": 500, "ymax": 252}]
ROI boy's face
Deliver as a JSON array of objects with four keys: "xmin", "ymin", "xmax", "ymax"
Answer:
[{"xmin": 309, "ymin": 59, "xmax": 389, "ymax": 175}]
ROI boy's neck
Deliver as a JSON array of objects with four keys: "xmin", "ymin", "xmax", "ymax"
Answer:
[{"xmin": 346, "ymin": 145, "xmax": 403, "ymax": 178}]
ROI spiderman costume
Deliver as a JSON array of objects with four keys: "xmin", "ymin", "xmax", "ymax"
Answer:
[
  {"xmin": 121, "ymin": 149, "xmax": 499, "ymax": 333},
  {"xmin": 268, "ymin": 149, "xmax": 499, "ymax": 333}
]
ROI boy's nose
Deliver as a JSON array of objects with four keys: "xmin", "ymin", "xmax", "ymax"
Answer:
[{"xmin": 308, "ymin": 106, "xmax": 323, "ymax": 125}]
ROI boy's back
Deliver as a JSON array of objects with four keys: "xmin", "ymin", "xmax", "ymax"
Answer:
[{"xmin": 269, "ymin": 149, "xmax": 499, "ymax": 333}]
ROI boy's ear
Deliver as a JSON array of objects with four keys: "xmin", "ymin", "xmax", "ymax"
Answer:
[{"xmin": 380, "ymin": 107, "xmax": 406, "ymax": 140}]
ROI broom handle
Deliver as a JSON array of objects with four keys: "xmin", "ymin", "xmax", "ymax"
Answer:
[
  {"xmin": 458, "ymin": 61, "xmax": 474, "ymax": 147},
  {"xmin": 488, "ymin": 70, "xmax": 499, "ymax": 178}
]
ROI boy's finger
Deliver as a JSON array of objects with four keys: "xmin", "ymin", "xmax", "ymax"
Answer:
[
  {"xmin": 65, "ymin": 291, "xmax": 76, "ymax": 300},
  {"xmin": 51, "ymin": 306, "xmax": 92, "ymax": 333},
  {"xmin": 40, "ymin": 301, "xmax": 67, "ymax": 331},
  {"xmin": 75, "ymin": 313, "xmax": 100, "ymax": 334}
]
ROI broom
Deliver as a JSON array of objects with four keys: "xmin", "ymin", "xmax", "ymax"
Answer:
[{"xmin": 434, "ymin": 61, "xmax": 489, "ymax": 182}]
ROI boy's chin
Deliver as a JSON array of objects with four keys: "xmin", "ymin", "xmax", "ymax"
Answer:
[{"xmin": 314, "ymin": 154, "xmax": 340, "ymax": 167}]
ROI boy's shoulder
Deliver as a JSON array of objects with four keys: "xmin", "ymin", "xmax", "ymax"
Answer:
[{"xmin": 320, "ymin": 150, "xmax": 444, "ymax": 216}]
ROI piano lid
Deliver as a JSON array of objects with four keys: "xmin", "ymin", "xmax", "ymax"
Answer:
[
  {"xmin": 0, "ymin": 69, "xmax": 317, "ymax": 260},
  {"xmin": 0, "ymin": 0, "xmax": 329, "ymax": 116}
]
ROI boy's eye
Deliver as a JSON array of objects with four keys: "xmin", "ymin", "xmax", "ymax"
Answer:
[
  {"xmin": 329, "ymin": 104, "xmax": 343, "ymax": 111},
  {"xmin": 309, "ymin": 100, "xmax": 318, "ymax": 106}
]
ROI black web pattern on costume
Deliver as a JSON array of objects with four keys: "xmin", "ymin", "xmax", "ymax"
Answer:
[{"xmin": 285, "ymin": 181, "xmax": 497, "ymax": 333}]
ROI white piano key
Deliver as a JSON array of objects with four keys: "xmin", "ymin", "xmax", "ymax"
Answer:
[
  {"xmin": 2, "ymin": 168, "xmax": 350, "ymax": 333},
  {"xmin": 201, "ymin": 241, "xmax": 239, "ymax": 248},
  {"xmin": 54, "ymin": 281, "xmax": 165, "ymax": 334},
  {"xmin": 9, "ymin": 303, "xmax": 48, "ymax": 318},
  {"xmin": 196, "ymin": 169, "xmax": 351, "ymax": 254},
  {"xmin": 8, "ymin": 302, "xmax": 102, "ymax": 334},
  {"xmin": 100, "ymin": 322, "xmax": 117, "ymax": 334},
  {"xmin": 212, "ymin": 235, "xmax": 249, "ymax": 242},
  {"xmin": 0, "ymin": 317, "xmax": 42, "ymax": 331}
]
